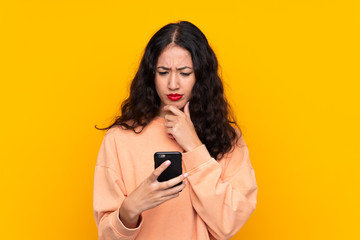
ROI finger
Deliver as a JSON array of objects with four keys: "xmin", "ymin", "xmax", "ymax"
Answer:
[
  {"xmin": 159, "ymin": 192, "xmax": 180, "ymax": 202},
  {"xmin": 164, "ymin": 113, "xmax": 177, "ymax": 121},
  {"xmin": 165, "ymin": 127, "xmax": 174, "ymax": 135},
  {"xmin": 150, "ymin": 160, "xmax": 171, "ymax": 181},
  {"xmin": 158, "ymin": 172, "xmax": 188, "ymax": 189},
  {"xmin": 164, "ymin": 121, "xmax": 176, "ymax": 128},
  {"xmin": 167, "ymin": 133, "xmax": 175, "ymax": 140},
  {"xmin": 163, "ymin": 181, "xmax": 186, "ymax": 196},
  {"xmin": 163, "ymin": 105, "xmax": 184, "ymax": 116},
  {"xmin": 184, "ymin": 102, "xmax": 190, "ymax": 118}
]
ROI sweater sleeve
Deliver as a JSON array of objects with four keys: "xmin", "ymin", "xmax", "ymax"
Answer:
[
  {"xmin": 182, "ymin": 136, "xmax": 257, "ymax": 240},
  {"xmin": 93, "ymin": 129, "xmax": 143, "ymax": 240}
]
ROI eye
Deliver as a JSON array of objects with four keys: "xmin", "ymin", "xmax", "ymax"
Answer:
[
  {"xmin": 180, "ymin": 72, "xmax": 192, "ymax": 76},
  {"xmin": 158, "ymin": 71, "xmax": 168, "ymax": 75}
]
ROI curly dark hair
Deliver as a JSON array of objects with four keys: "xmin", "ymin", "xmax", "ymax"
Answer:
[{"xmin": 96, "ymin": 21, "xmax": 241, "ymax": 160}]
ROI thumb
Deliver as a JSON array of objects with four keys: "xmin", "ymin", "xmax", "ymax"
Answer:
[{"xmin": 184, "ymin": 102, "xmax": 190, "ymax": 118}]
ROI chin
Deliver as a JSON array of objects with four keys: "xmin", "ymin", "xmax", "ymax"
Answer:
[
  {"xmin": 162, "ymin": 98, "xmax": 186, "ymax": 110},
  {"xmin": 175, "ymin": 102, "xmax": 186, "ymax": 110}
]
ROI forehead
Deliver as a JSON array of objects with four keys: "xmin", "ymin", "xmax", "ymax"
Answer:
[{"xmin": 157, "ymin": 44, "xmax": 193, "ymax": 67}]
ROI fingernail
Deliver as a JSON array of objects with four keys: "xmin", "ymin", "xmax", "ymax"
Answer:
[
  {"xmin": 165, "ymin": 160, "xmax": 171, "ymax": 166},
  {"xmin": 184, "ymin": 180, "xmax": 188, "ymax": 185},
  {"xmin": 184, "ymin": 173, "xmax": 188, "ymax": 178}
]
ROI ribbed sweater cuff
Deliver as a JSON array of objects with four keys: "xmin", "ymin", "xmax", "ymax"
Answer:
[
  {"xmin": 182, "ymin": 144, "xmax": 213, "ymax": 174},
  {"xmin": 112, "ymin": 208, "xmax": 143, "ymax": 238}
]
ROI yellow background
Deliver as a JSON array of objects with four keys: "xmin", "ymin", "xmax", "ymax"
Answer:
[{"xmin": 1, "ymin": 0, "xmax": 359, "ymax": 239}]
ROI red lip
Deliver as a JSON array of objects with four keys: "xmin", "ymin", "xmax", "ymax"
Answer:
[{"xmin": 167, "ymin": 94, "xmax": 183, "ymax": 101}]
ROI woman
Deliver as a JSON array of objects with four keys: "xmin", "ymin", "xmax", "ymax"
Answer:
[{"xmin": 93, "ymin": 21, "xmax": 257, "ymax": 240}]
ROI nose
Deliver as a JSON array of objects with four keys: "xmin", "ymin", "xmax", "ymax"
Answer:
[{"xmin": 168, "ymin": 72, "xmax": 179, "ymax": 90}]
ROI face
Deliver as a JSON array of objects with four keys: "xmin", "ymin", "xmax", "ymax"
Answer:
[{"xmin": 155, "ymin": 44, "xmax": 196, "ymax": 114}]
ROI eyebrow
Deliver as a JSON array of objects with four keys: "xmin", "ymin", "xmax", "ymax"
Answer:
[{"xmin": 157, "ymin": 66, "xmax": 192, "ymax": 71}]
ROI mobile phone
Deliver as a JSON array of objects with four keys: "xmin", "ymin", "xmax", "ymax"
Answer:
[{"xmin": 154, "ymin": 151, "xmax": 182, "ymax": 187}]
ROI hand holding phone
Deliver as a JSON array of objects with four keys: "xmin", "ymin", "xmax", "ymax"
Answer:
[{"xmin": 119, "ymin": 159, "xmax": 187, "ymax": 228}]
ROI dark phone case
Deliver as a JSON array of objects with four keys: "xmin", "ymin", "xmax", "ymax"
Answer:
[{"xmin": 154, "ymin": 151, "xmax": 182, "ymax": 187}]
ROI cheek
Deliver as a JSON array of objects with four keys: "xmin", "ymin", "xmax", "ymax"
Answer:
[
  {"xmin": 154, "ymin": 77, "xmax": 166, "ymax": 95},
  {"xmin": 187, "ymin": 77, "xmax": 196, "ymax": 94}
]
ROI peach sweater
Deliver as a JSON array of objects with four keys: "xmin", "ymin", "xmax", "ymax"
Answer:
[{"xmin": 93, "ymin": 116, "xmax": 257, "ymax": 240}]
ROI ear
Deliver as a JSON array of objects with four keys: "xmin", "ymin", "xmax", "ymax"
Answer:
[{"xmin": 184, "ymin": 102, "xmax": 191, "ymax": 118}]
